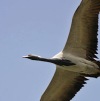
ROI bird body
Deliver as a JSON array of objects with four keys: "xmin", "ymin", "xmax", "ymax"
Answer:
[
  {"xmin": 52, "ymin": 51, "xmax": 100, "ymax": 76},
  {"xmin": 23, "ymin": 0, "xmax": 100, "ymax": 101}
]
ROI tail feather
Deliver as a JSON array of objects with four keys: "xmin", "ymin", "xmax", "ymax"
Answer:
[
  {"xmin": 94, "ymin": 60, "xmax": 100, "ymax": 68},
  {"xmin": 92, "ymin": 60, "xmax": 100, "ymax": 78}
]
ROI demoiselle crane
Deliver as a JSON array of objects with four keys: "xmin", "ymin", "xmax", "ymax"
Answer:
[{"xmin": 23, "ymin": 0, "xmax": 100, "ymax": 101}]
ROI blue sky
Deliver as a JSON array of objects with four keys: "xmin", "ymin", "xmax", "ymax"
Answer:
[{"xmin": 0, "ymin": 0, "xmax": 100, "ymax": 101}]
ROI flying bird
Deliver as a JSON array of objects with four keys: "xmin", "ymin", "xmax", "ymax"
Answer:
[{"xmin": 23, "ymin": 0, "xmax": 100, "ymax": 101}]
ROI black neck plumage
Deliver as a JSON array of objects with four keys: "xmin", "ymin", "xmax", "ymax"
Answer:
[{"xmin": 24, "ymin": 55, "xmax": 75, "ymax": 66}]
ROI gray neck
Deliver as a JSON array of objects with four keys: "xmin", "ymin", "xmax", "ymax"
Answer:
[{"xmin": 23, "ymin": 54, "xmax": 75, "ymax": 66}]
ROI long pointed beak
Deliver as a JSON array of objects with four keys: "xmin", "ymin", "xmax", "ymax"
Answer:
[
  {"xmin": 22, "ymin": 55, "xmax": 29, "ymax": 58},
  {"xmin": 23, "ymin": 54, "xmax": 41, "ymax": 58}
]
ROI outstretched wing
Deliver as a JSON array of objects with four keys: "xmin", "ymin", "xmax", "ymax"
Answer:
[
  {"xmin": 63, "ymin": 0, "xmax": 100, "ymax": 60},
  {"xmin": 40, "ymin": 67, "xmax": 88, "ymax": 101}
]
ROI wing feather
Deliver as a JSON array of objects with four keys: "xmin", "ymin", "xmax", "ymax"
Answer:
[
  {"xmin": 40, "ymin": 67, "xmax": 88, "ymax": 101},
  {"xmin": 63, "ymin": 0, "xmax": 100, "ymax": 60}
]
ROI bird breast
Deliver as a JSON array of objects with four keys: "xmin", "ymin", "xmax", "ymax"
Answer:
[{"xmin": 55, "ymin": 52, "xmax": 100, "ymax": 76}]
